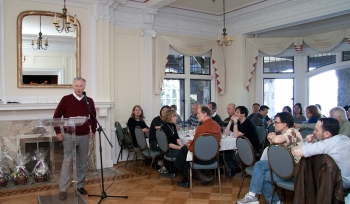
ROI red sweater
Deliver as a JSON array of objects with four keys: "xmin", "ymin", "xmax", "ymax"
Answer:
[
  {"xmin": 188, "ymin": 118, "xmax": 221, "ymax": 152},
  {"xmin": 53, "ymin": 94, "xmax": 97, "ymax": 135}
]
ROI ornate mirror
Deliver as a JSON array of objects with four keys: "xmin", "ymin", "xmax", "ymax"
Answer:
[{"xmin": 17, "ymin": 11, "xmax": 81, "ymax": 88}]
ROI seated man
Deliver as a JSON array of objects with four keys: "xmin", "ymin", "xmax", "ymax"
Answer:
[
  {"xmin": 295, "ymin": 106, "xmax": 350, "ymax": 137},
  {"xmin": 237, "ymin": 112, "xmax": 303, "ymax": 204},
  {"xmin": 184, "ymin": 103, "xmax": 199, "ymax": 127},
  {"xmin": 161, "ymin": 105, "xmax": 221, "ymax": 188},
  {"xmin": 208, "ymin": 102, "xmax": 223, "ymax": 126},
  {"xmin": 224, "ymin": 106, "xmax": 260, "ymax": 178},
  {"xmin": 251, "ymin": 105, "xmax": 272, "ymax": 127},
  {"xmin": 170, "ymin": 104, "xmax": 182, "ymax": 124},
  {"xmin": 247, "ymin": 103, "xmax": 260, "ymax": 120},
  {"xmin": 293, "ymin": 118, "xmax": 350, "ymax": 191},
  {"xmin": 222, "ymin": 103, "xmax": 236, "ymax": 130}
]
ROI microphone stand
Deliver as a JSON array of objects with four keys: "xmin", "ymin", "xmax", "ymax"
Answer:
[{"xmin": 82, "ymin": 93, "xmax": 128, "ymax": 203}]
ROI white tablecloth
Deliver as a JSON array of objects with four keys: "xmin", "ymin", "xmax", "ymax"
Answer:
[{"xmin": 185, "ymin": 135, "xmax": 237, "ymax": 161}]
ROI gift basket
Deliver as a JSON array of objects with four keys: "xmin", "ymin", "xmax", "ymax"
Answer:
[
  {"xmin": 0, "ymin": 166, "xmax": 9, "ymax": 187},
  {"xmin": 32, "ymin": 148, "xmax": 50, "ymax": 183},
  {"xmin": 10, "ymin": 153, "xmax": 31, "ymax": 185}
]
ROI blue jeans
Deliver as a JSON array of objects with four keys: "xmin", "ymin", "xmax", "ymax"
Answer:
[{"xmin": 249, "ymin": 160, "xmax": 294, "ymax": 203}]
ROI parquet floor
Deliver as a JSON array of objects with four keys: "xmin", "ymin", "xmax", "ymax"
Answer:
[{"xmin": 0, "ymin": 161, "xmax": 293, "ymax": 204}]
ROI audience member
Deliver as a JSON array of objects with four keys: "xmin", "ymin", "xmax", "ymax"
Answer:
[
  {"xmin": 127, "ymin": 105, "xmax": 149, "ymax": 147},
  {"xmin": 293, "ymin": 103, "xmax": 307, "ymax": 124},
  {"xmin": 237, "ymin": 112, "xmax": 303, "ymax": 204},
  {"xmin": 160, "ymin": 110, "xmax": 185, "ymax": 173},
  {"xmin": 247, "ymin": 103, "xmax": 260, "ymax": 120},
  {"xmin": 222, "ymin": 103, "xmax": 236, "ymax": 130},
  {"xmin": 315, "ymin": 103, "xmax": 326, "ymax": 117},
  {"xmin": 149, "ymin": 106, "xmax": 170, "ymax": 150},
  {"xmin": 305, "ymin": 105, "xmax": 322, "ymax": 123},
  {"xmin": 295, "ymin": 106, "xmax": 350, "ymax": 137},
  {"xmin": 208, "ymin": 102, "xmax": 223, "ymax": 126},
  {"xmin": 251, "ymin": 105, "xmax": 272, "ymax": 127},
  {"xmin": 282, "ymin": 106, "xmax": 292, "ymax": 113},
  {"xmin": 170, "ymin": 105, "xmax": 182, "ymax": 124},
  {"xmin": 293, "ymin": 118, "xmax": 350, "ymax": 190},
  {"xmin": 185, "ymin": 103, "xmax": 200, "ymax": 127},
  {"xmin": 224, "ymin": 106, "xmax": 260, "ymax": 178},
  {"xmin": 161, "ymin": 105, "xmax": 221, "ymax": 188}
]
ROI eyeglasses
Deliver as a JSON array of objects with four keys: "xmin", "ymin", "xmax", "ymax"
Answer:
[{"xmin": 274, "ymin": 121, "xmax": 283, "ymax": 124}]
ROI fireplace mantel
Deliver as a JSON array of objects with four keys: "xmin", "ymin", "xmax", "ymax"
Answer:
[{"xmin": 0, "ymin": 102, "xmax": 115, "ymax": 169}]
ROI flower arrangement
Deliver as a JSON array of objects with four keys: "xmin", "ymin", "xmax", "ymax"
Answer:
[{"xmin": 32, "ymin": 148, "xmax": 50, "ymax": 182}]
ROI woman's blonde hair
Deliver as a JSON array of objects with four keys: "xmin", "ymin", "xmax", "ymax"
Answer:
[{"xmin": 163, "ymin": 110, "xmax": 176, "ymax": 123}]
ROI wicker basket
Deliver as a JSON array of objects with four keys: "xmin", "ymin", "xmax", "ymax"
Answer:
[
  {"xmin": 34, "ymin": 175, "xmax": 49, "ymax": 183},
  {"xmin": 0, "ymin": 177, "xmax": 8, "ymax": 187},
  {"xmin": 13, "ymin": 176, "xmax": 28, "ymax": 185}
]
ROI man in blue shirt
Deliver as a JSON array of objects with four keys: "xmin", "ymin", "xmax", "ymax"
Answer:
[
  {"xmin": 293, "ymin": 118, "xmax": 350, "ymax": 190},
  {"xmin": 185, "ymin": 103, "xmax": 199, "ymax": 127}
]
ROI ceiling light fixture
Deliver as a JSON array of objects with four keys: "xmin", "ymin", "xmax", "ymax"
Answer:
[
  {"xmin": 53, "ymin": 0, "xmax": 77, "ymax": 33},
  {"xmin": 215, "ymin": 0, "xmax": 233, "ymax": 46},
  {"xmin": 31, "ymin": 15, "xmax": 48, "ymax": 50}
]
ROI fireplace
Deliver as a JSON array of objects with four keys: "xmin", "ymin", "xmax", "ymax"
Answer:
[{"xmin": 23, "ymin": 75, "xmax": 58, "ymax": 85}]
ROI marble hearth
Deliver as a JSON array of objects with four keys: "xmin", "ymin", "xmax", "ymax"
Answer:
[{"xmin": 0, "ymin": 102, "xmax": 115, "ymax": 171}]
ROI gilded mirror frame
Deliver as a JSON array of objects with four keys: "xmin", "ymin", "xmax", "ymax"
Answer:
[{"xmin": 17, "ymin": 10, "xmax": 81, "ymax": 88}]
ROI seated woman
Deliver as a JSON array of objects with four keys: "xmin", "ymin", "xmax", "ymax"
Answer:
[
  {"xmin": 293, "ymin": 103, "xmax": 306, "ymax": 124},
  {"xmin": 282, "ymin": 106, "xmax": 292, "ymax": 113},
  {"xmin": 305, "ymin": 105, "xmax": 322, "ymax": 123},
  {"xmin": 149, "ymin": 106, "xmax": 170, "ymax": 151},
  {"xmin": 161, "ymin": 110, "xmax": 184, "ymax": 157},
  {"xmin": 237, "ymin": 112, "xmax": 303, "ymax": 204},
  {"xmin": 127, "ymin": 105, "xmax": 149, "ymax": 147}
]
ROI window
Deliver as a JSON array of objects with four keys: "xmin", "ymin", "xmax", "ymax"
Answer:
[
  {"xmin": 263, "ymin": 78, "xmax": 294, "ymax": 117},
  {"xmin": 343, "ymin": 51, "xmax": 350, "ymax": 61},
  {"xmin": 263, "ymin": 56, "xmax": 294, "ymax": 73},
  {"xmin": 160, "ymin": 51, "xmax": 213, "ymax": 120},
  {"xmin": 165, "ymin": 55, "xmax": 184, "ymax": 74},
  {"xmin": 161, "ymin": 79, "xmax": 184, "ymax": 120},
  {"xmin": 308, "ymin": 53, "xmax": 336, "ymax": 71},
  {"xmin": 309, "ymin": 70, "xmax": 338, "ymax": 115}
]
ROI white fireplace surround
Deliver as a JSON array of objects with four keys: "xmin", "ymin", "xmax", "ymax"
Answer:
[{"xmin": 0, "ymin": 102, "xmax": 116, "ymax": 169}]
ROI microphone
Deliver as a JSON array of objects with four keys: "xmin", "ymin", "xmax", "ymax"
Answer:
[{"xmin": 82, "ymin": 91, "xmax": 89, "ymax": 105}]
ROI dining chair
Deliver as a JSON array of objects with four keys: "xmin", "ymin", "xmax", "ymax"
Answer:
[
  {"xmin": 115, "ymin": 121, "xmax": 125, "ymax": 163},
  {"xmin": 135, "ymin": 126, "xmax": 162, "ymax": 178},
  {"xmin": 267, "ymin": 144, "xmax": 295, "ymax": 204},
  {"xmin": 155, "ymin": 129, "xmax": 177, "ymax": 185},
  {"xmin": 300, "ymin": 128, "xmax": 314, "ymax": 138},
  {"xmin": 189, "ymin": 134, "xmax": 221, "ymax": 195},
  {"xmin": 255, "ymin": 125, "xmax": 266, "ymax": 158},
  {"xmin": 123, "ymin": 123, "xmax": 140, "ymax": 169},
  {"xmin": 236, "ymin": 135, "xmax": 256, "ymax": 198}
]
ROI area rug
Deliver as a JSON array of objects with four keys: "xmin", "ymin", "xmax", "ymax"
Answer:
[{"xmin": 37, "ymin": 192, "xmax": 88, "ymax": 204}]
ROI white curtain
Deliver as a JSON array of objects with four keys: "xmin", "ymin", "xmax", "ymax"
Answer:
[
  {"xmin": 154, "ymin": 35, "xmax": 226, "ymax": 95},
  {"xmin": 245, "ymin": 28, "xmax": 350, "ymax": 91}
]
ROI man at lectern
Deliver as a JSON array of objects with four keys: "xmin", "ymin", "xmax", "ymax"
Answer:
[{"xmin": 53, "ymin": 76, "xmax": 97, "ymax": 201}]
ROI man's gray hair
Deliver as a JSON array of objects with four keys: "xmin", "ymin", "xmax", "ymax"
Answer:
[
  {"xmin": 73, "ymin": 76, "xmax": 86, "ymax": 86},
  {"xmin": 330, "ymin": 106, "xmax": 347, "ymax": 122}
]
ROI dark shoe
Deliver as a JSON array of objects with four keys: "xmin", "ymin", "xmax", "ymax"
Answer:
[
  {"xmin": 77, "ymin": 188, "xmax": 88, "ymax": 195},
  {"xmin": 59, "ymin": 192, "xmax": 67, "ymax": 201},
  {"xmin": 177, "ymin": 180, "xmax": 189, "ymax": 188},
  {"xmin": 161, "ymin": 172, "xmax": 176, "ymax": 179}
]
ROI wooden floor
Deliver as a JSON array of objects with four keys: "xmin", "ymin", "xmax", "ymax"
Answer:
[{"xmin": 0, "ymin": 162, "xmax": 293, "ymax": 204}]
